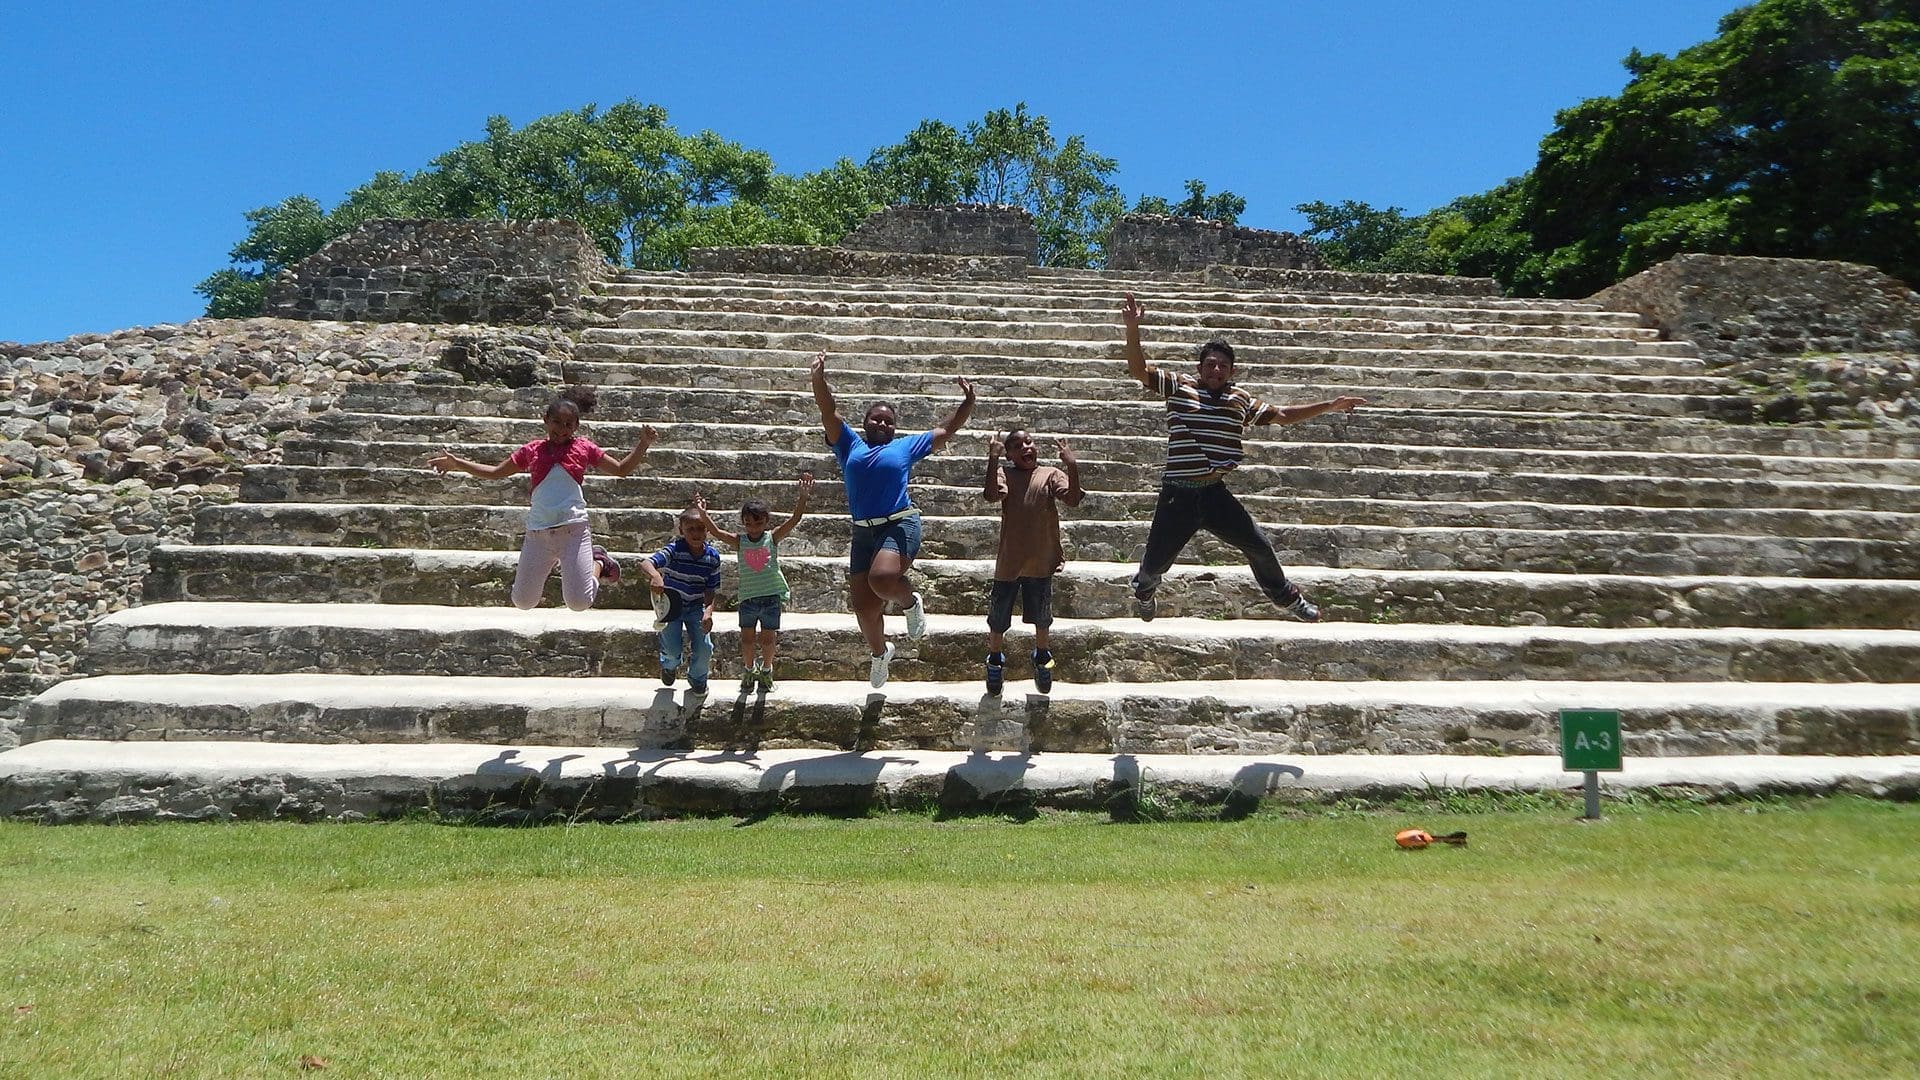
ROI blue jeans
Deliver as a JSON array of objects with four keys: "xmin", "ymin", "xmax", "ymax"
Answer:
[{"xmin": 658, "ymin": 602, "xmax": 713, "ymax": 682}]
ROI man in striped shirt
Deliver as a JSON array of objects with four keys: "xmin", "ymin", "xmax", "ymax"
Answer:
[{"xmin": 1121, "ymin": 294, "xmax": 1366, "ymax": 622}]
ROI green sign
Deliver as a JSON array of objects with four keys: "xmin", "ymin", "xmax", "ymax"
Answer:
[{"xmin": 1560, "ymin": 710, "xmax": 1623, "ymax": 772}]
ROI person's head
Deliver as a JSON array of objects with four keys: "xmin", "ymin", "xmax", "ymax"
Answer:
[
  {"xmin": 676, "ymin": 506, "xmax": 708, "ymax": 546},
  {"xmin": 739, "ymin": 498, "xmax": 771, "ymax": 538},
  {"xmin": 1003, "ymin": 429, "xmax": 1040, "ymax": 470},
  {"xmin": 863, "ymin": 402, "xmax": 898, "ymax": 445},
  {"xmin": 543, "ymin": 385, "xmax": 597, "ymax": 441},
  {"xmin": 1196, "ymin": 340, "xmax": 1235, "ymax": 393}
]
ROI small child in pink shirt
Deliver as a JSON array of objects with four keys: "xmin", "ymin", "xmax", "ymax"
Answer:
[{"xmin": 428, "ymin": 386, "xmax": 656, "ymax": 610}]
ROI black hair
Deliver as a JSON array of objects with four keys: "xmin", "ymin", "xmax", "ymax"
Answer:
[
  {"xmin": 1197, "ymin": 340, "xmax": 1235, "ymax": 366},
  {"xmin": 740, "ymin": 499, "xmax": 771, "ymax": 521},
  {"xmin": 678, "ymin": 505, "xmax": 704, "ymax": 525},
  {"xmin": 864, "ymin": 401, "xmax": 898, "ymax": 421},
  {"xmin": 546, "ymin": 385, "xmax": 597, "ymax": 421},
  {"xmin": 1003, "ymin": 428, "xmax": 1034, "ymax": 447}
]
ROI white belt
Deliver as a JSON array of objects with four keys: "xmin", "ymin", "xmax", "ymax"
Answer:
[{"xmin": 852, "ymin": 507, "xmax": 920, "ymax": 528}]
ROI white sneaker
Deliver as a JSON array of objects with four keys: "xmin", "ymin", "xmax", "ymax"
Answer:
[
  {"xmin": 904, "ymin": 592, "xmax": 927, "ymax": 641},
  {"xmin": 869, "ymin": 642, "xmax": 895, "ymax": 689}
]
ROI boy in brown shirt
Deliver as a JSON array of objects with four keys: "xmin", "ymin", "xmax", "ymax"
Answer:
[{"xmin": 983, "ymin": 429, "xmax": 1085, "ymax": 694}]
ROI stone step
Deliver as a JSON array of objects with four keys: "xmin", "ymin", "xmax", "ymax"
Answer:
[
  {"xmin": 346, "ymin": 382, "xmax": 1755, "ymax": 436},
  {"xmin": 22, "ymin": 674, "xmax": 1920, "ymax": 757},
  {"xmin": 437, "ymin": 364, "xmax": 1756, "ymax": 421},
  {"xmin": 80, "ymin": 603, "xmax": 1920, "ymax": 684},
  {"xmin": 145, "ymin": 546, "xmax": 1920, "ymax": 630},
  {"xmin": 597, "ymin": 270, "xmax": 1623, "ymax": 315},
  {"xmin": 9, "ymin": 739, "xmax": 1915, "ymax": 823},
  {"xmin": 581, "ymin": 290, "xmax": 1662, "ymax": 335},
  {"xmin": 583, "ymin": 315, "xmax": 1694, "ymax": 358},
  {"xmin": 193, "ymin": 503, "xmax": 1920, "ymax": 578},
  {"xmin": 307, "ymin": 407, "xmax": 1920, "ymax": 469},
  {"xmin": 568, "ymin": 344, "xmax": 1724, "ymax": 395},
  {"xmin": 241, "ymin": 462, "xmax": 1920, "ymax": 519},
  {"xmin": 288, "ymin": 422, "xmax": 1920, "ymax": 484}
]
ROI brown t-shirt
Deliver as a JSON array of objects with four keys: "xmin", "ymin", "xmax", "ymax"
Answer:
[{"xmin": 988, "ymin": 464, "xmax": 1080, "ymax": 581}]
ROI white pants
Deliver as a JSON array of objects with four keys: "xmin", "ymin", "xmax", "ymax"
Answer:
[{"xmin": 512, "ymin": 521, "xmax": 598, "ymax": 611}]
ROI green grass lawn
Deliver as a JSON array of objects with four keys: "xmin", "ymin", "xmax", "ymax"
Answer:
[{"xmin": 2, "ymin": 798, "xmax": 1916, "ymax": 1078}]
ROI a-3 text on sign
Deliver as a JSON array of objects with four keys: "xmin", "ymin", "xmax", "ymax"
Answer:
[{"xmin": 1559, "ymin": 710, "xmax": 1623, "ymax": 772}]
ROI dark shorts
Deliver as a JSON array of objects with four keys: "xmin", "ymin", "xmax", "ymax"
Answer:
[
  {"xmin": 737, "ymin": 595, "xmax": 784, "ymax": 630},
  {"xmin": 849, "ymin": 514, "xmax": 922, "ymax": 575},
  {"xmin": 987, "ymin": 577, "xmax": 1054, "ymax": 633}
]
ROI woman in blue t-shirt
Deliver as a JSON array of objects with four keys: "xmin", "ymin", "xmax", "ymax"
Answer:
[{"xmin": 809, "ymin": 350, "xmax": 975, "ymax": 688}]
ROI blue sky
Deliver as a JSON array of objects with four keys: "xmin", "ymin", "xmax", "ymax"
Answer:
[{"xmin": 1, "ymin": 1, "xmax": 1740, "ymax": 343}]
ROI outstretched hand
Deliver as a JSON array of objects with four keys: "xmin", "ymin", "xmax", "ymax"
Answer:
[
  {"xmin": 795, "ymin": 472, "xmax": 815, "ymax": 496},
  {"xmin": 636, "ymin": 423, "xmax": 658, "ymax": 451},
  {"xmin": 809, "ymin": 350, "xmax": 827, "ymax": 379},
  {"xmin": 1331, "ymin": 395, "xmax": 1367, "ymax": 412},
  {"xmin": 956, "ymin": 375, "xmax": 975, "ymax": 401},
  {"xmin": 1053, "ymin": 437, "xmax": 1076, "ymax": 466},
  {"xmin": 987, "ymin": 433, "xmax": 1004, "ymax": 459},
  {"xmin": 427, "ymin": 450, "xmax": 458, "ymax": 475},
  {"xmin": 1120, "ymin": 293, "xmax": 1145, "ymax": 330}
]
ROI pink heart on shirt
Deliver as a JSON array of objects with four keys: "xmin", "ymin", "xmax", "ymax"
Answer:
[{"xmin": 743, "ymin": 547, "xmax": 771, "ymax": 571}]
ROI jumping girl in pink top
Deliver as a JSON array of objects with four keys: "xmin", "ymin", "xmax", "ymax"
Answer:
[{"xmin": 428, "ymin": 386, "xmax": 656, "ymax": 611}]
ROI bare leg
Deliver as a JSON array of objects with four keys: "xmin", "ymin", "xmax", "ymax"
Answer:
[
  {"xmin": 848, "ymin": 572, "xmax": 887, "ymax": 655},
  {"xmin": 739, "ymin": 626, "xmax": 760, "ymax": 669},
  {"xmin": 1034, "ymin": 625, "xmax": 1050, "ymax": 651},
  {"xmin": 759, "ymin": 630, "xmax": 778, "ymax": 669},
  {"xmin": 865, "ymin": 550, "xmax": 917, "ymax": 610}
]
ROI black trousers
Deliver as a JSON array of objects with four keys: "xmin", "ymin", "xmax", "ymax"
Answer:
[{"xmin": 1131, "ymin": 480, "xmax": 1298, "ymax": 606}]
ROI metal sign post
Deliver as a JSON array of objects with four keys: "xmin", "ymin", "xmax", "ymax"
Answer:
[{"xmin": 1559, "ymin": 709, "xmax": 1623, "ymax": 820}]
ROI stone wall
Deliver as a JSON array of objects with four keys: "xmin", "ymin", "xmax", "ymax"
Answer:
[
  {"xmin": 839, "ymin": 204, "xmax": 1038, "ymax": 259},
  {"xmin": 688, "ymin": 246, "xmax": 1029, "ymax": 280},
  {"xmin": 0, "ymin": 318, "xmax": 574, "ymax": 743},
  {"xmin": 1591, "ymin": 254, "xmax": 1920, "ymax": 364},
  {"xmin": 1106, "ymin": 215, "xmax": 1327, "ymax": 272},
  {"xmin": 265, "ymin": 219, "xmax": 608, "ymax": 326},
  {"xmin": 1592, "ymin": 254, "xmax": 1920, "ymax": 426}
]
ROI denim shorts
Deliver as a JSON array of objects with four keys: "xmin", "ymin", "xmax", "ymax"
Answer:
[
  {"xmin": 737, "ymin": 594, "xmax": 784, "ymax": 630},
  {"xmin": 848, "ymin": 513, "xmax": 922, "ymax": 575}
]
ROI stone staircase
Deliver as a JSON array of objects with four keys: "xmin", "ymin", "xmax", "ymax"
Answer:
[{"xmin": 11, "ymin": 267, "xmax": 1920, "ymax": 815}]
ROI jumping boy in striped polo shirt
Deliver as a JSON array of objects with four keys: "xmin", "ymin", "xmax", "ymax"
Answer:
[{"xmin": 1120, "ymin": 293, "xmax": 1365, "ymax": 622}]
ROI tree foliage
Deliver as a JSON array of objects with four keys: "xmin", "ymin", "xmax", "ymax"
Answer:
[
  {"xmin": 863, "ymin": 103, "xmax": 1127, "ymax": 267},
  {"xmin": 1528, "ymin": 0, "xmax": 1920, "ymax": 294},
  {"xmin": 1134, "ymin": 179, "xmax": 1247, "ymax": 225},
  {"xmin": 1301, "ymin": 0, "xmax": 1920, "ymax": 295},
  {"xmin": 198, "ymin": 100, "xmax": 1218, "ymax": 314}
]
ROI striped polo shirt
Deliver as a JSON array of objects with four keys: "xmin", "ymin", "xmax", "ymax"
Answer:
[
  {"xmin": 648, "ymin": 538, "xmax": 723, "ymax": 602},
  {"xmin": 1146, "ymin": 367, "xmax": 1279, "ymax": 480}
]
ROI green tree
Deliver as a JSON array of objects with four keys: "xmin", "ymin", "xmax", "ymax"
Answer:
[
  {"xmin": 1528, "ymin": 0, "xmax": 1920, "ymax": 293},
  {"xmin": 1135, "ymin": 179, "xmax": 1247, "ymax": 225},
  {"xmin": 865, "ymin": 104, "xmax": 1125, "ymax": 267}
]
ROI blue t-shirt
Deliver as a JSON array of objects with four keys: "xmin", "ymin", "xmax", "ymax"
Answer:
[
  {"xmin": 649, "ymin": 538, "xmax": 723, "ymax": 602},
  {"xmin": 831, "ymin": 421, "xmax": 935, "ymax": 521}
]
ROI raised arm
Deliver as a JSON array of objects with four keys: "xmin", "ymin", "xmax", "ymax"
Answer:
[
  {"xmin": 1054, "ymin": 438, "xmax": 1086, "ymax": 507},
  {"xmin": 809, "ymin": 350, "xmax": 844, "ymax": 445},
  {"xmin": 983, "ymin": 433, "xmax": 1008, "ymax": 503},
  {"xmin": 1262, "ymin": 395, "xmax": 1368, "ymax": 426},
  {"xmin": 771, "ymin": 473, "xmax": 815, "ymax": 543},
  {"xmin": 427, "ymin": 450, "xmax": 521, "ymax": 481},
  {"xmin": 601, "ymin": 424, "xmax": 658, "ymax": 477},
  {"xmin": 1120, "ymin": 294, "xmax": 1153, "ymax": 390},
  {"xmin": 929, "ymin": 376, "xmax": 977, "ymax": 450},
  {"xmin": 690, "ymin": 494, "xmax": 739, "ymax": 548}
]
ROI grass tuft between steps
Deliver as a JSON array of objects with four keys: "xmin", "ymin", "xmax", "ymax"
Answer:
[{"xmin": 2, "ymin": 798, "xmax": 1916, "ymax": 1077}]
